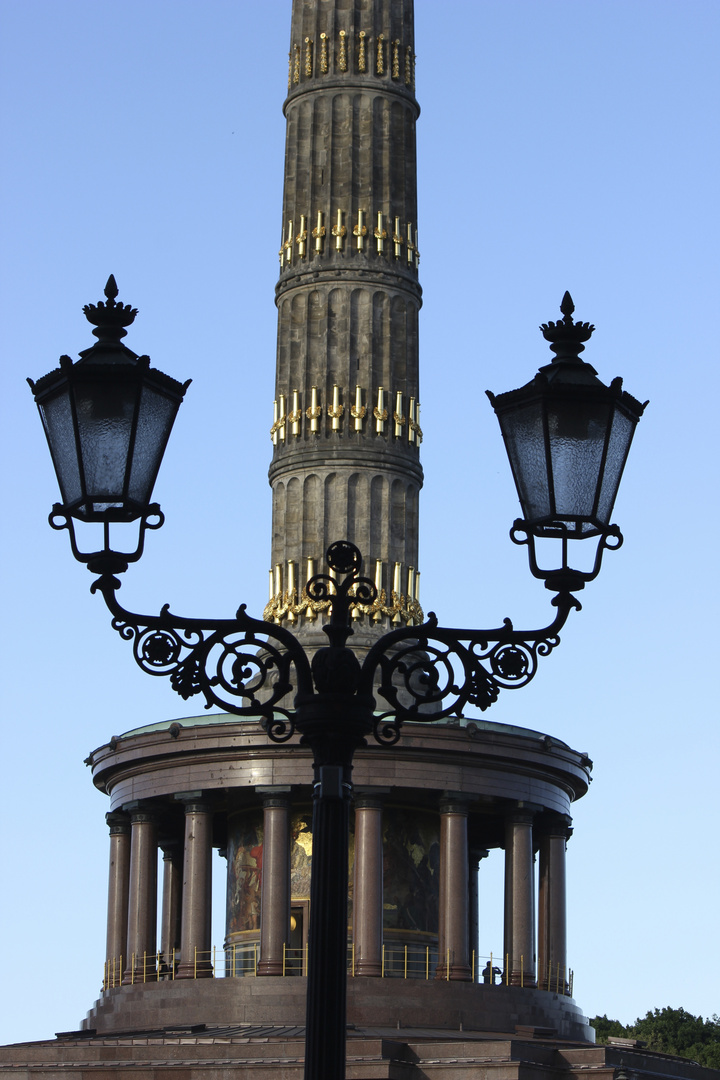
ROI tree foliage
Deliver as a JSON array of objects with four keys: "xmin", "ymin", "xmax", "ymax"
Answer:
[{"xmin": 590, "ymin": 1008, "xmax": 720, "ymax": 1070}]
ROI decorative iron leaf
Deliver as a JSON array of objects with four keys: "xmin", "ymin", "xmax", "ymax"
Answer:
[
  {"xmin": 466, "ymin": 662, "xmax": 499, "ymax": 711},
  {"xmin": 171, "ymin": 657, "xmax": 202, "ymax": 699}
]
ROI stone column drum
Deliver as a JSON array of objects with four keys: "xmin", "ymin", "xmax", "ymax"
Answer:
[
  {"xmin": 436, "ymin": 800, "xmax": 471, "ymax": 981},
  {"xmin": 176, "ymin": 801, "xmax": 213, "ymax": 979},
  {"xmin": 258, "ymin": 795, "xmax": 292, "ymax": 977},
  {"xmin": 122, "ymin": 809, "xmax": 158, "ymax": 984},
  {"xmin": 353, "ymin": 796, "xmax": 384, "ymax": 977},
  {"xmin": 468, "ymin": 848, "xmax": 488, "ymax": 979},
  {"xmin": 159, "ymin": 839, "xmax": 183, "ymax": 975},
  {"xmin": 504, "ymin": 810, "xmax": 536, "ymax": 987},
  {"xmin": 538, "ymin": 815, "xmax": 570, "ymax": 992},
  {"xmin": 104, "ymin": 812, "xmax": 130, "ymax": 987}
]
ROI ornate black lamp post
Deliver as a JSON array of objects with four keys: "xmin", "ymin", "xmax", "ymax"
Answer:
[{"xmin": 30, "ymin": 279, "xmax": 646, "ymax": 1080}]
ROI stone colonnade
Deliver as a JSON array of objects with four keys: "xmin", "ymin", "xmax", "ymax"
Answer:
[
  {"xmin": 103, "ymin": 794, "xmax": 572, "ymax": 988},
  {"xmin": 105, "ymin": 800, "xmax": 214, "ymax": 984}
]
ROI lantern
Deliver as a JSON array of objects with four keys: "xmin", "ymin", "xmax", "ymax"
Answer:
[
  {"xmin": 487, "ymin": 293, "xmax": 647, "ymax": 586},
  {"xmin": 29, "ymin": 276, "xmax": 190, "ymax": 569}
]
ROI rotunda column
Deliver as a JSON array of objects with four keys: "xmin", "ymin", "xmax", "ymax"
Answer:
[
  {"xmin": 122, "ymin": 807, "xmax": 158, "ymax": 984},
  {"xmin": 159, "ymin": 839, "xmax": 183, "ymax": 976},
  {"xmin": 104, "ymin": 812, "xmax": 130, "ymax": 988},
  {"xmin": 436, "ymin": 799, "xmax": 471, "ymax": 981},
  {"xmin": 538, "ymin": 814, "xmax": 571, "ymax": 992},
  {"xmin": 353, "ymin": 795, "xmax": 384, "ymax": 977},
  {"xmin": 468, "ymin": 848, "xmax": 488, "ymax": 981},
  {"xmin": 258, "ymin": 794, "xmax": 291, "ymax": 977},
  {"xmin": 176, "ymin": 800, "xmax": 213, "ymax": 979},
  {"xmin": 503, "ymin": 809, "xmax": 536, "ymax": 987}
]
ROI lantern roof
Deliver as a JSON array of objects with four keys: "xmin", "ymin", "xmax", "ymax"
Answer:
[
  {"xmin": 28, "ymin": 276, "xmax": 190, "ymax": 402},
  {"xmin": 487, "ymin": 292, "xmax": 648, "ymax": 420}
]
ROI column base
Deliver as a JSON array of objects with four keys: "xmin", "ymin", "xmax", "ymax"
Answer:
[
  {"xmin": 257, "ymin": 960, "xmax": 285, "ymax": 977},
  {"xmin": 538, "ymin": 976, "xmax": 569, "ymax": 993},
  {"xmin": 175, "ymin": 961, "xmax": 213, "ymax": 980},
  {"xmin": 510, "ymin": 972, "xmax": 537, "ymax": 988},
  {"xmin": 354, "ymin": 961, "xmax": 382, "ymax": 977},
  {"xmin": 121, "ymin": 965, "xmax": 157, "ymax": 986},
  {"xmin": 434, "ymin": 964, "xmax": 473, "ymax": 982}
]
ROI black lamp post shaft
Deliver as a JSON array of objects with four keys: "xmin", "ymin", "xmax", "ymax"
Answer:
[
  {"xmin": 305, "ymin": 758, "xmax": 353, "ymax": 1079},
  {"xmin": 294, "ymin": 687, "xmax": 374, "ymax": 1080}
]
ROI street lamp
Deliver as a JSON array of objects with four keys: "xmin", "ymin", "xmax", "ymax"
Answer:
[
  {"xmin": 487, "ymin": 291, "xmax": 646, "ymax": 593},
  {"xmin": 27, "ymin": 275, "xmax": 190, "ymax": 575},
  {"xmin": 30, "ymin": 279, "xmax": 646, "ymax": 1080}
]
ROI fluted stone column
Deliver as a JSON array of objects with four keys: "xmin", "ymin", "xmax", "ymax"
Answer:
[
  {"xmin": 105, "ymin": 812, "xmax": 130, "ymax": 987},
  {"xmin": 538, "ymin": 815, "xmax": 571, "ymax": 992},
  {"xmin": 159, "ymin": 839, "xmax": 183, "ymax": 975},
  {"xmin": 269, "ymin": 0, "xmax": 423, "ymax": 647},
  {"xmin": 122, "ymin": 808, "xmax": 158, "ymax": 984},
  {"xmin": 176, "ymin": 801, "xmax": 213, "ymax": 979},
  {"xmin": 258, "ymin": 794, "xmax": 291, "ymax": 977},
  {"xmin": 436, "ymin": 799, "xmax": 471, "ymax": 981},
  {"xmin": 353, "ymin": 796, "xmax": 384, "ymax": 977},
  {"xmin": 503, "ymin": 810, "xmax": 536, "ymax": 987}
]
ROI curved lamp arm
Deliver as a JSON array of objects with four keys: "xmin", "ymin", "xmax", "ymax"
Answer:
[
  {"xmin": 90, "ymin": 570, "xmax": 313, "ymax": 741},
  {"xmin": 358, "ymin": 589, "xmax": 581, "ymax": 745},
  {"xmin": 86, "ymin": 540, "xmax": 582, "ymax": 750}
]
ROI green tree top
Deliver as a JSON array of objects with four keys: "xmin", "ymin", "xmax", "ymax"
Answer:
[{"xmin": 590, "ymin": 1007, "xmax": 720, "ymax": 1070}]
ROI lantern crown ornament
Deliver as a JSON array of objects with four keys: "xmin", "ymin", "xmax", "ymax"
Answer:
[
  {"xmin": 28, "ymin": 277, "xmax": 190, "ymax": 575},
  {"xmin": 82, "ymin": 274, "xmax": 138, "ymax": 341},
  {"xmin": 487, "ymin": 293, "xmax": 647, "ymax": 593},
  {"xmin": 540, "ymin": 290, "xmax": 595, "ymax": 357}
]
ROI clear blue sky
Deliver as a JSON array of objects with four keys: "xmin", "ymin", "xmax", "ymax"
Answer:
[{"xmin": 1, "ymin": 0, "xmax": 718, "ymax": 1044}]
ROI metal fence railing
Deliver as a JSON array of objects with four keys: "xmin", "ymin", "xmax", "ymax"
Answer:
[{"xmin": 103, "ymin": 946, "xmax": 572, "ymax": 996}]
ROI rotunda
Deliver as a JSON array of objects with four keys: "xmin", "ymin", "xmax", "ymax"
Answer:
[{"xmin": 84, "ymin": 711, "xmax": 592, "ymax": 1040}]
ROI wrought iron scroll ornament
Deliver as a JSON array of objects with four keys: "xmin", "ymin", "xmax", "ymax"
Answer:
[{"xmin": 90, "ymin": 540, "xmax": 580, "ymax": 747}]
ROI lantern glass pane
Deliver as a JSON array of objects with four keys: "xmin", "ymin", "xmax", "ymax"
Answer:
[
  {"xmin": 596, "ymin": 406, "xmax": 635, "ymax": 525},
  {"xmin": 39, "ymin": 389, "xmax": 83, "ymax": 507},
  {"xmin": 499, "ymin": 402, "xmax": 551, "ymax": 522},
  {"xmin": 127, "ymin": 384, "xmax": 179, "ymax": 504},
  {"xmin": 547, "ymin": 398, "xmax": 611, "ymax": 529},
  {"xmin": 74, "ymin": 376, "xmax": 137, "ymax": 513}
]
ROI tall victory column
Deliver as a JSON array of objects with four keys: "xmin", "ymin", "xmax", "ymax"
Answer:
[{"xmin": 266, "ymin": 0, "xmax": 423, "ymax": 637}]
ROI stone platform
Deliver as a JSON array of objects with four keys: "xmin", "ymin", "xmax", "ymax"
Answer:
[
  {"xmin": 82, "ymin": 977, "xmax": 593, "ymax": 1042},
  {"xmin": 2, "ymin": 1027, "xmax": 718, "ymax": 1080}
]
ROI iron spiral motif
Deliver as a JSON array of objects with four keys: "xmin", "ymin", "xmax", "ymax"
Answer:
[
  {"xmin": 90, "ymin": 540, "xmax": 580, "ymax": 746},
  {"xmin": 97, "ymin": 583, "xmax": 312, "ymax": 727},
  {"xmin": 305, "ymin": 540, "xmax": 377, "ymax": 627},
  {"xmin": 362, "ymin": 616, "xmax": 568, "ymax": 728}
]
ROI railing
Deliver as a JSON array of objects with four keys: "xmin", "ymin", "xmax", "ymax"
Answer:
[{"xmin": 103, "ymin": 946, "xmax": 572, "ymax": 995}]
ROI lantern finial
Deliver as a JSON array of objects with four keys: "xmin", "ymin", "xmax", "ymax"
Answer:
[
  {"xmin": 82, "ymin": 276, "xmax": 138, "ymax": 342},
  {"xmin": 540, "ymin": 293, "xmax": 595, "ymax": 360}
]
